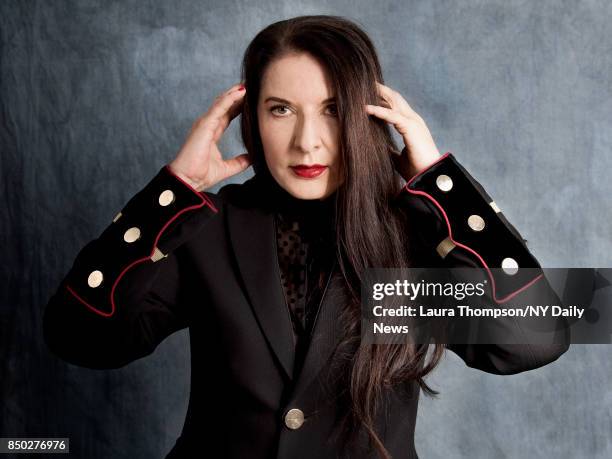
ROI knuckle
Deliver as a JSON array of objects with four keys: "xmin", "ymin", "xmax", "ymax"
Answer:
[{"xmin": 194, "ymin": 116, "xmax": 214, "ymax": 132}]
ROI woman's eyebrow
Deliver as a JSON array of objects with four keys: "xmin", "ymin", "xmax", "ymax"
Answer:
[{"xmin": 263, "ymin": 96, "xmax": 336, "ymax": 105}]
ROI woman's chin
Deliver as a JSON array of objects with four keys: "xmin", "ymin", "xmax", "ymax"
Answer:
[{"xmin": 284, "ymin": 181, "xmax": 331, "ymax": 201}]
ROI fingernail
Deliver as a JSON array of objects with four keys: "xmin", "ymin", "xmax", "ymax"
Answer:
[{"xmin": 238, "ymin": 84, "xmax": 245, "ymax": 91}]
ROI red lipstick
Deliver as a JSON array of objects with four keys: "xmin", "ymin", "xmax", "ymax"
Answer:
[{"xmin": 290, "ymin": 164, "xmax": 328, "ymax": 179}]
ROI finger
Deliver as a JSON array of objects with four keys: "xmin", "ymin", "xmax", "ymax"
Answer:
[
  {"xmin": 374, "ymin": 81, "xmax": 418, "ymax": 118},
  {"xmin": 221, "ymin": 82, "xmax": 246, "ymax": 96},
  {"xmin": 376, "ymin": 81, "xmax": 396, "ymax": 109},
  {"xmin": 365, "ymin": 104, "xmax": 408, "ymax": 127},
  {"xmin": 207, "ymin": 85, "xmax": 247, "ymax": 126},
  {"xmin": 202, "ymin": 86, "xmax": 246, "ymax": 142},
  {"xmin": 221, "ymin": 152, "xmax": 252, "ymax": 179},
  {"xmin": 366, "ymin": 104, "xmax": 424, "ymax": 149},
  {"xmin": 367, "ymin": 100, "xmax": 422, "ymax": 125},
  {"xmin": 210, "ymin": 83, "xmax": 244, "ymax": 107},
  {"xmin": 212, "ymin": 95, "xmax": 245, "ymax": 141}
]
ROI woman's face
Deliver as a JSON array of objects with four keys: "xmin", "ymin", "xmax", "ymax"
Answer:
[{"xmin": 257, "ymin": 52, "xmax": 343, "ymax": 200}]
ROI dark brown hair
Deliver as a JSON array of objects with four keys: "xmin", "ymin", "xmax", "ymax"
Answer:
[{"xmin": 239, "ymin": 15, "xmax": 445, "ymax": 458}]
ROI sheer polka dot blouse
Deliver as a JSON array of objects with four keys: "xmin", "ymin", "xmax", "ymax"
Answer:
[
  {"xmin": 275, "ymin": 209, "xmax": 336, "ymax": 352},
  {"xmin": 276, "ymin": 213, "xmax": 309, "ymax": 338}
]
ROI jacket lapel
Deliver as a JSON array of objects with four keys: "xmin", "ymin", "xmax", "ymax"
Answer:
[
  {"xmin": 291, "ymin": 259, "xmax": 348, "ymax": 399},
  {"xmin": 224, "ymin": 174, "xmax": 347, "ymax": 390},
  {"xmin": 227, "ymin": 201, "xmax": 296, "ymax": 382}
]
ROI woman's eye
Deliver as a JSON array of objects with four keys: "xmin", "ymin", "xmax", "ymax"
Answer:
[
  {"xmin": 270, "ymin": 105, "xmax": 291, "ymax": 116},
  {"xmin": 269, "ymin": 104, "xmax": 337, "ymax": 117}
]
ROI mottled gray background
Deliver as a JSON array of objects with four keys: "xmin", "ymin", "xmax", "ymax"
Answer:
[{"xmin": 1, "ymin": 0, "xmax": 611, "ymax": 458}]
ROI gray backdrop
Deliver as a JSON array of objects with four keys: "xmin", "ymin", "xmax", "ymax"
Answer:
[{"xmin": 1, "ymin": 0, "xmax": 610, "ymax": 458}]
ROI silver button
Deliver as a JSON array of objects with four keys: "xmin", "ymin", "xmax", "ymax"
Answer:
[
  {"xmin": 159, "ymin": 189, "xmax": 175, "ymax": 207},
  {"xmin": 501, "ymin": 257, "xmax": 519, "ymax": 275},
  {"xmin": 284, "ymin": 408, "xmax": 305, "ymax": 430},
  {"xmin": 123, "ymin": 227, "xmax": 141, "ymax": 243},
  {"xmin": 467, "ymin": 214, "xmax": 485, "ymax": 232},
  {"xmin": 87, "ymin": 270, "xmax": 104, "ymax": 288},
  {"xmin": 435, "ymin": 174, "xmax": 453, "ymax": 192}
]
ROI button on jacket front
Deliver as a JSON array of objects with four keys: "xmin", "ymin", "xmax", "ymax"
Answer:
[{"xmin": 43, "ymin": 152, "xmax": 570, "ymax": 459}]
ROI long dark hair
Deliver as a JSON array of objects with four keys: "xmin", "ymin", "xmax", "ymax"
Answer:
[{"xmin": 239, "ymin": 15, "xmax": 445, "ymax": 458}]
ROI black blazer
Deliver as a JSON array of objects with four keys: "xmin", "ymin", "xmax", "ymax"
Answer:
[{"xmin": 43, "ymin": 152, "xmax": 570, "ymax": 458}]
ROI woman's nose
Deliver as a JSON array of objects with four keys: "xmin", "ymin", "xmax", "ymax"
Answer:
[{"xmin": 293, "ymin": 115, "xmax": 322, "ymax": 154}]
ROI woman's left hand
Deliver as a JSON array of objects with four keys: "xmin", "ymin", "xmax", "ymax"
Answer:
[{"xmin": 365, "ymin": 81, "xmax": 441, "ymax": 181}]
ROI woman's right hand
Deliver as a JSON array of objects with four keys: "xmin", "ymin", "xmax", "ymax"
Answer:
[{"xmin": 168, "ymin": 83, "xmax": 252, "ymax": 191}]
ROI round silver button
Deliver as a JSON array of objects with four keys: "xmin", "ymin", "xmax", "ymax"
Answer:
[
  {"xmin": 435, "ymin": 174, "xmax": 453, "ymax": 192},
  {"xmin": 123, "ymin": 227, "xmax": 141, "ymax": 243},
  {"xmin": 501, "ymin": 257, "xmax": 519, "ymax": 275},
  {"xmin": 467, "ymin": 214, "xmax": 486, "ymax": 232},
  {"xmin": 87, "ymin": 270, "xmax": 104, "ymax": 288},
  {"xmin": 284, "ymin": 408, "xmax": 305, "ymax": 430},
  {"xmin": 158, "ymin": 189, "xmax": 175, "ymax": 207}
]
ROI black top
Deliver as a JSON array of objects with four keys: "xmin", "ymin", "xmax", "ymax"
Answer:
[{"xmin": 264, "ymin": 178, "xmax": 337, "ymax": 378}]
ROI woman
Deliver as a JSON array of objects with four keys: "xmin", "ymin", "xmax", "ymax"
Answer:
[{"xmin": 43, "ymin": 15, "xmax": 569, "ymax": 459}]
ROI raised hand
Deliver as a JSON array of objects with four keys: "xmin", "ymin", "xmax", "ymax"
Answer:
[
  {"xmin": 365, "ymin": 81, "xmax": 441, "ymax": 180},
  {"xmin": 168, "ymin": 83, "xmax": 252, "ymax": 191}
]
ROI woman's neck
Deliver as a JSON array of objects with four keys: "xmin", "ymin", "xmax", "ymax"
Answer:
[{"xmin": 257, "ymin": 172, "xmax": 338, "ymax": 239}]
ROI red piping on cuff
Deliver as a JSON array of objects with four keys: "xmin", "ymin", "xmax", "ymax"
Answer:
[
  {"xmin": 66, "ymin": 178, "xmax": 214, "ymax": 317},
  {"xmin": 199, "ymin": 192, "xmax": 218, "ymax": 213},
  {"xmin": 405, "ymin": 187, "xmax": 543, "ymax": 304},
  {"xmin": 407, "ymin": 152, "xmax": 451, "ymax": 188},
  {"xmin": 66, "ymin": 254, "xmax": 150, "ymax": 318},
  {"xmin": 164, "ymin": 164, "xmax": 218, "ymax": 213}
]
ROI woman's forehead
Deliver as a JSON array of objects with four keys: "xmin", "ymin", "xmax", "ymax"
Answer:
[{"xmin": 259, "ymin": 53, "xmax": 335, "ymax": 104}]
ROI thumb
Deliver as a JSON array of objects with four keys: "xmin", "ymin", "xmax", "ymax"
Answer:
[{"xmin": 222, "ymin": 152, "xmax": 252, "ymax": 179}]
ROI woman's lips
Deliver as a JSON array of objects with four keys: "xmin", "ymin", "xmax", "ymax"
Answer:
[{"xmin": 290, "ymin": 165, "xmax": 328, "ymax": 179}]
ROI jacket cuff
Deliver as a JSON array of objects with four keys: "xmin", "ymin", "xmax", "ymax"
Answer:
[
  {"xmin": 64, "ymin": 164, "xmax": 218, "ymax": 317},
  {"xmin": 398, "ymin": 152, "xmax": 543, "ymax": 303}
]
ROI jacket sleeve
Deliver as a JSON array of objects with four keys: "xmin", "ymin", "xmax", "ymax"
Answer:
[
  {"xmin": 396, "ymin": 152, "xmax": 570, "ymax": 375},
  {"xmin": 43, "ymin": 164, "xmax": 219, "ymax": 369}
]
